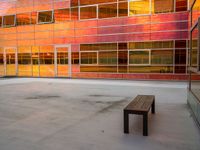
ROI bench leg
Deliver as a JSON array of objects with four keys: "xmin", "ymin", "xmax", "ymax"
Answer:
[
  {"xmin": 151, "ymin": 100, "xmax": 155, "ymax": 114},
  {"xmin": 143, "ymin": 113, "xmax": 148, "ymax": 136},
  {"xmin": 124, "ymin": 111, "xmax": 129, "ymax": 134}
]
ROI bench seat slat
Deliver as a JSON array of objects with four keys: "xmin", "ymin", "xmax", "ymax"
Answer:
[{"xmin": 125, "ymin": 95, "xmax": 155, "ymax": 112}]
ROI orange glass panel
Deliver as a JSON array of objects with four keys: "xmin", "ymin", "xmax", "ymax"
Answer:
[
  {"xmin": 80, "ymin": 6, "xmax": 97, "ymax": 20},
  {"xmin": 40, "ymin": 65, "xmax": 55, "ymax": 77},
  {"xmin": 5, "ymin": 48, "xmax": 16, "ymax": 76},
  {"xmin": 54, "ymin": 8, "xmax": 70, "ymax": 22},
  {"xmin": 17, "ymin": 13, "xmax": 31, "ymax": 26}
]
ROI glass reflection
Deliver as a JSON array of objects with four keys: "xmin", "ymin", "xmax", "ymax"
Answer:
[{"xmin": 38, "ymin": 11, "xmax": 53, "ymax": 24}]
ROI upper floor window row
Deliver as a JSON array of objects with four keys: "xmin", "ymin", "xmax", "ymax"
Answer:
[{"xmin": 0, "ymin": 0, "xmax": 188, "ymax": 28}]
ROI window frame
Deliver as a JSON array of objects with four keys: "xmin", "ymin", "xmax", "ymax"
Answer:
[
  {"xmin": 3, "ymin": 14, "xmax": 16, "ymax": 28},
  {"xmin": 128, "ymin": 0, "xmax": 151, "ymax": 16},
  {"xmin": 37, "ymin": 10, "xmax": 54, "ymax": 25},
  {"xmin": 128, "ymin": 49, "xmax": 151, "ymax": 66},
  {"xmin": 80, "ymin": 51, "xmax": 98, "ymax": 65},
  {"xmin": 79, "ymin": 4, "xmax": 98, "ymax": 20}
]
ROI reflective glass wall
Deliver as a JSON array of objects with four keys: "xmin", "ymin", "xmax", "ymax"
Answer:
[
  {"xmin": 188, "ymin": 0, "xmax": 200, "ymax": 126},
  {"xmin": 0, "ymin": 0, "xmax": 190, "ymax": 80}
]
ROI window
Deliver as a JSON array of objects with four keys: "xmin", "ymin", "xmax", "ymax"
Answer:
[
  {"xmin": 176, "ymin": 0, "xmax": 187, "ymax": 12},
  {"xmin": 71, "ymin": 0, "xmax": 78, "ymax": 7},
  {"xmin": 80, "ymin": 6, "xmax": 97, "ymax": 20},
  {"xmin": 118, "ymin": 51, "xmax": 128, "ymax": 65},
  {"xmin": 129, "ymin": 51, "xmax": 150, "ymax": 65},
  {"xmin": 38, "ymin": 11, "xmax": 53, "ymax": 24},
  {"xmin": 54, "ymin": 8, "xmax": 70, "ymax": 23},
  {"xmin": 31, "ymin": 12, "xmax": 37, "ymax": 24},
  {"xmin": 118, "ymin": 2, "xmax": 128, "ymax": 17},
  {"xmin": 152, "ymin": 0, "xmax": 174, "ymax": 14},
  {"xmin": 57, "ymin": 52, "xmax": 68, "ymax": 64},
  {"xmin": 80, "ymin": 0, "xmax": 117, "ymax": 6},
  {"xmin": 129, "ymin": 0, "xmax": 150, "ymax": 15},
  {"xmin": 3, "ymin": 15, "xmax": 16, "ymax": 27},
  {"xmin": 99, "ymin": 3, "xmax": 117, "ymax": 19},
  {"xmin": 71, "ymin": 7, "xmax": 79, "ymax": 20},
  {"xmin": 18, "ymin": 53, "xmax": 31, "ymax": 64},
  {"xmin": 129, "ymin": 41, "xmax": 174, "ymax": 49},
  {"xmin": 39, "ymin": 53, "xmax": 54, "ymax": 64},
  {"xmin": 81, "ymin": 52, "xmax": 97, "ymax": 64},
  {"xmin": 17, "ymin": 13, "xmax": 31, "ymax": 26},
  {"xmin": 191, "ymin": 26, "xmax": 198, "ymax": 68},
  {"xmin": 72, "ymin": 52, "xmax": 79, "ymax": 64},
  {"xmin": 0, "ymin": 53, "xmax": 3, "ymax": 64},
  {"xmin": 151, "ymin": 50, "xmax": 173, "ymax": 64},
  {"xmin": 99, "ymin": 51, "xmax": 117, "ymax": 65}
]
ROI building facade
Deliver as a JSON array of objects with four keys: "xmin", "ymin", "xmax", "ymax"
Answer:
[
  {"xmin": 0, "ymin": 0, "xmax": 196, "ymax": 80},
  {"xmin": 188, "ymin": 0, "xmax": 200, "ymax": 127}
]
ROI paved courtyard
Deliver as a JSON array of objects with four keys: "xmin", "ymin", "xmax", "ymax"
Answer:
[{"xmin": 0, "ymin": 78, "xmax": 199, "ymax": 150}]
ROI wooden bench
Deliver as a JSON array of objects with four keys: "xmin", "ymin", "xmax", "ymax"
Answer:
[{"xmin": 124, "ymin": 95, "xmax": 155, "ymax": 136}]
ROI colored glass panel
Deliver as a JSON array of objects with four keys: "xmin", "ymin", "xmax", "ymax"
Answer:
[
  {"xmin": 176, "ymin": 0, "xmax": 187, "ymax": 12},
  {"xmin": 17, "ymin": 13, "xmax": 31, "ymax": 26},
  {"xmin": 81, "ymin": 52, "xmax": 97, "ymax": 64},
  {"xmin": 99, "ymin": 3, "xmax": 117, "ymax": 19},
  {"xmin": 99, "ymin": 51, "xmax": 117, "ymax": 65},
  {"xmin": 152, "ymin": 0, "xmax": 174, "ymax": 14},
  {"xmin": 118, "ymin": 2, "xmax": 128, "ymax": 17},
  {"xmin": 129, "ymin": 0, "xmax": 150, "ymax": 15},
  {"xmin": 79, "ymin": 0, "xmax": 117, "ymax": 6},
  {"xmin": 54, "ymin": 8, "xmax": 70, "ymax": 22},
  {"xmin": 71, "ymin": 7, "xmax": 79, "ymax": 20},
  {"xmin": 80, "ymin": 6, "xmax": 97, "ymax": 20},
  {"xmin": 72, "ymin": 52, "xmax": 79, "ymax": 64},
  {"xmin": 3, "ymin": 15, "xmax": 16, "ymax": 27},
  {"xmin": 38, "ymin": 11, "xmax": 53, "ymax": 24},
  {"xmin": 129, "ymin": 51, "xmax": 150, "ymax": 65},
  {"xmin": 191, "ymin": 27, "xmax": 198, "ymax": 68},
  {"xmin": 118, "ymin": 51, "xmax": 128, "ymax": 65},
  {"xmin": 151, "ymin": 50, "xmax": 173, "ymax": 64}
]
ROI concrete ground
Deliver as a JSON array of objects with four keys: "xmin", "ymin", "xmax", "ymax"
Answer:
[{"xmin": 0, "ymin": 78, "xmax": 199, "ymax": 150}]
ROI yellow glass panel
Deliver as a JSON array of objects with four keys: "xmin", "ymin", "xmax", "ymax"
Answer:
[
  {"xmin": 18, "ymin": 65, "xmax": 32, "ymax": 76},
  {"xmin": 40, "ymin": 65, "xmax": 55, "ymax": 77},
  {"xmin": 129, "ymin": 0, "xmax": 150, "ymax": 15},
  {"xmin": 0, "ymin": 65, "xmax": 4, "ymax": 76},
  {"xmin": 32, "ymin": 65, "xmax": 39, "ymax": 77}
]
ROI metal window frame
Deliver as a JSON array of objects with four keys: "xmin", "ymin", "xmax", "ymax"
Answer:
[
  {"xmin": 37, "ymin": 10, "xmax": 54, "ymax": 25},
  {"xmin": 2, "ymin": 14, "xmax": 16, "ymax": 28}
]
